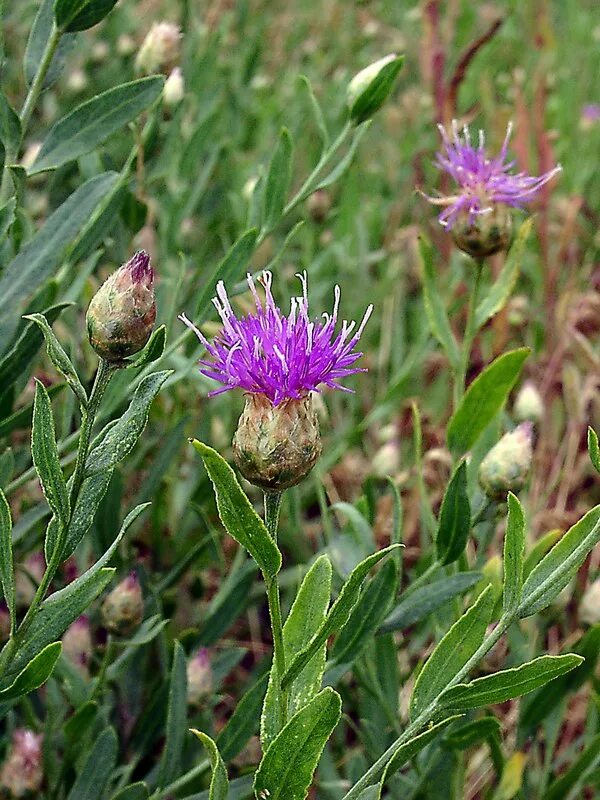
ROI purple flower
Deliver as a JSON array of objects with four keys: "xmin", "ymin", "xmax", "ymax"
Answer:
[
  {"xmin": 179, "ymin": 271, "xmax": 372, "ymax": 406},
  {"xmin": 425, "ymin": 121, "xmax": 561, "ymax": 228},
  {"xmin": 581, "ymin": 103, "xmax": 600, "ymax": 123}
]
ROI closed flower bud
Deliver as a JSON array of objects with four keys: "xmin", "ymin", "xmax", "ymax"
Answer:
[
  {"xmin": 61, "ymin": 616, "xmax": 92, "ymax": 678},
  {"xmin": 135, "ymin": 22, "xmax": 182, "ymax": 74},
  {"xmin": 307, "ymin": 190, "xmax": 331, "ymax": 223},
  {"xmin": 452, "ymin": 203, "xmax": 513, "ymax": 258},
  {"xmin": 513, "ymin": 381, "xmax": 544, "ymax": 425},
  {"xmin": 86, "ymin": 251, "xmax": 156, "ymax": 362},
  {"xmin": 101, "ymin": 573, "xmax": 144, "ymax": 636},
  {"xmin": 0, "ymin": 729, "xmax": 43, "ymax": 798},
  {"xmin": 186, "ymin": 648, "xmax": 213, "ymax": 707},
  {"xmin": 347, "ymin": 54, "xmax": 403, "ymax": 124},
  {"xmin": 163, "ymin": 67, "xmax": 184, "ymax": 106},
  {"xmin": 233, "ymin": 394, "xmax": 322, "ymax": 491},
  {"xmin": 479, "ymin": 423, "xmax": 534, "ymax": 501},
  {"xmin": 580, "ymin": 579, "xmax": 600, "ymax": 626}
]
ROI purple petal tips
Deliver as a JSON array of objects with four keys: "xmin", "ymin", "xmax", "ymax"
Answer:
[
  {"xmin": 180, "ymin": 271, "xmax": 373, "ymax": 406},
  {"xmin": 425, "ymin": 121, "xmax": 562, "ymax": 229}
]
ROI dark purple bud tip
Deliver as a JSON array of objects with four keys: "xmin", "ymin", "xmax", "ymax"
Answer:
[{"xmin": 126, "ymin": 250, "xmax": 154, "ymax": 287}]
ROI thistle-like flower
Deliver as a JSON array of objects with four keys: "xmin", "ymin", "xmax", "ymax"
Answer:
[
  {"xmin": 180, "ymin": 272, "xmax": 372, "ymax": 490},
  {"xmin": 425, "ymin": 121, "xmax": 561, "ymax": 257}
]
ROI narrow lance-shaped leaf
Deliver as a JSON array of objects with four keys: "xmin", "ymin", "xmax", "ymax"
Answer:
[
  {"xmin": 0, "ymin": 489, "xmax": 15, "ymax": 629},
  {"xmin": 218, "ymin": 673, "xmax": 269, "ymax": 761},
  {"xmin": 447, "ymin": 348, "xmax": 529, "ymax": 454},
  {"xmin": 588, "ymin": 427, "xmax": 600, "ymax": 474},
  {"xmin": 384, "ymin": 715, "xmax": 463, "ymax": 780},
  {"xmin": 254, "ymin": 688, "xmax": 342, "ymax": 800},
  {"xmin": 436, "ymin": 459, "xmax": 470, "ymax": 565},
  {"xmin": 190, "ymin": 730, "xmax": 229, "ymax": 800},
  {"xmin": 127, "ymin": 325, "xmax": 166, "ymax": 369},
  {"xmin": 0, "ymin": 642, "xmax": 62, "ymax": 701},
  {"xmin": 503, "ymin": 492, "xmax": 525, "ymax": 614},
  {"xmin": 66, "ymin": 727, "xmax": 118, "ymax": 800},
  {"xmin": 410, "ymin": 585, "xmax": 494, "ymax": 720},
  {"xmin": 24, "ymin": 0, "xmax": 75, "ymax": 89},
  {"xmin": 441, "ymin": 653, "xmax": 583, "ymax": 710},
  {"xmin": 157, "ymin": 641, "xmax": 187, "ymax": 788},
  {"xmin": 32, "ymin": 379, "xmax": 70, "ymax": 529},
  {"xmin": 191, "ymin": 441, "xmax": 282, "ymax": 580},
  {"xmin": 418, "ymin": 236, "xmax": 459, "ymax": 368},
  {"xmin": 282, "ymin": 545, "xmax": 401, "ymax": 690},
  {"xmin": 55, "ymin": 0, "xmax": 120, "ymax": 32},
  {"xmin": 263, "ymin": 127, "xmax": 293, "ymax": 232},
  {"xmin": 545, "ymin": 732, "xmax": 600, "ymax": 800}
]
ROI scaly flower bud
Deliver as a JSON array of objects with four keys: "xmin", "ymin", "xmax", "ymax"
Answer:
[
  {"xmin": 101, "ymin": 573, "xmax": 144, "ymax": 636},
  {"xmin": 451, "ymin": 203, "xmax": 513, "ymax": 259},
  {"xmin": 61, "ymin": 616, "xmax": 93, "ymax": 678},
  {"xmin": 135, "ymin": 22, "xmax": 182, "ymax": 74},
  {"xmin": 346, "ymin": 54, "xmax": 403, "ymax": 124},
  {"xmin": 580, "ymin": 579, "xmax": 600, "ymax": 626},
  {"xmin": 163, "ymin": 67, "xmax": 184, "ymax": 107},
  {"xmin": 233, "ymin": 393, "xmax": 322, "ymax": 491},
  {"xmin": 186, "ymin": 648, "xmax": 213, "ymax": 707},
  {"xmin": 513, "ymin": 381, "xmax": 544, "ymax": 425},
  {"xmin": 86, "ymin": 251, "xmax": 156, "ymax": 362},
  {"xmin": 0, "ymin": 729, "xmax": 43, "ymax": 798},
  {"xmin": 479, "ymin": 423, "xmax": 534, "ymax": 501}
]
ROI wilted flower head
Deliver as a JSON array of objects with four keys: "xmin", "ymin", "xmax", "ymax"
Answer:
[
  {"xmin": 136, "ymin": 22, "xmax": 181, "ymax": 74},
  {"xmin": 87, "ymin": 250, "xmax": 156, "ymax": 362},
  {"xmin": 179, "ymin": 271, "xmax": 372, "ymax": 406},
  {"xmin": 0, "ymin": 729, "xmax": 43, "ymax": 797}
]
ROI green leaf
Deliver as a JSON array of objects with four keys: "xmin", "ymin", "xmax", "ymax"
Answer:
[
  {"xmin": 190, "ymin": 730, "xmax": 229, "ymax": 800},
  {"xmin": 0, "ymin": 92, "xmax": 21, "ymax": 159},
  {"xmin": 191, "ymin": 441, "xmax": 282, "ymax": 579},
  {"xmin": 4, "ymin": 504, "xmax": 147, "ymax": 679},
  {"xmin": 410, "ymin": 585, "xmax": 494, "ymax": 720},
  {"xmin": 281, "ymin": 545, "xmax": 401, "ymax": 690},
  {"xmin": 24, "ymin": 313, "xmax": 87, "ymax": 407},
  {"xmin": 545, "ymin": 732, "xmax": 600, "ymax": 800},
  {"xmin": 519, "ymin": 504, "xmax": 600, "ymax": 617},
  {"xmin": 299, "ymin": 75, "xmax": 329, "ymax": 149},
  {"xmin": 0, "ymin": 198, "xmax": 15, "ymax": 244},
  {"xmin": 475, "ymin": 219, "xmax": 532, "ymax": 328},
  {"xmin": 193, "ymin": 229, "xmax": 258, "ymax": 320},
  {"xmin": 254, "ymin": 687, "xmax": 341, "ymax": 800},
  {"xmin": 443, "ymin": 717, "xmax": 501, "ymax": 750},
  {"xmin": 262, "ymin": 555, "xmax": 332, "ymax": 749},
  {"xmin": 55, "ymin": 0, "xmax": 120, "ymax": 31},
  {"xmin": 0, "ymin": 384, "xmax": 65, "ymax": 439},
  {"xmin": 588, "ymin": 427, "xmax": 600, "ymax": 474},
  {"xmin": 218, "ymin": 673, "xmax": 268, "ymax": 761},
  {"xmin": 503, "ymin": 493, "xmax": 525, "ymax": 614},
  {"xmin": 384, "ymin": 715, "xmax": 463, "ymax": 780},
  {"xmin": 447, "ymin": 348, "xmax": 529, "ymax": 454},
  {"xmin": 0, "ymin": 173, "xmax": 119, "ymax": 352},
  {"xmin": 0, "ymin": 489, "xmax": 15, "ymax": 629},
  {"xmin": 127, "ymin": 325, "xmax": 166, "ymax": 369},
  {"xmin": 25, "ymin": 0, "xmax": 75, "ymax": 89},
  {"xmin": 332, "ymin": 559, "xmax": 397, "ymax": 664},
  {"xmin": 31, "ymin": 77, "xmax": 164, "ymax": 174},
  {"xmin": 523, "ymin": 528, "xmax": 562, "ymax": 580},
  {"xmin": 418, "ymin": 236, "xmax": 459, "ymax": 368},
  {"xmin": 263, "ymin": 127, "xmax": 293, "ymax": 232},
  {"xmin": 111, "ymin": 784, "xmax": 149, "ymax": 800},
  {"xmin": 0, "ymin": 641, "xmax": 62, "ymax": 700},
  {"xmin": 64, "ymin": 701, "xmax": 97, "ymax": 743},
  {"xmin": 379, "ymin": 571, "xmax": 482, "ymax": 633},
  {"xmin": 66, "ymin": 727, "xmax": 118, "ymax": 800},
  {"xmin": 86, "ymin": 371, "xmax": 171, "ymax": 475},
  {"xmin": 157, "ymin": 641, "xmax": 188, "ymax": 788},
  {"xmin": 441, "ymin": 654, "xmax": 583, "ymax": 710},
  {"xmin": 32, "ymin": 379, "xmax": 70, "ymax": 529},
  {"xmin": 436, "ymin": 460, "xmax": 470, "ymax": 565}
]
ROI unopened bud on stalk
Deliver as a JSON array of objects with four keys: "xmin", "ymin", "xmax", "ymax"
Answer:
[
  {"xmin": 101, "ymin": 573, "xmax": 144, "ymax": 636},
  {"xmin": 513, "ymin": 381, "xmax": 544, "ymax": 425},
  {"xmin": 580, "ymin": 579, "xmax": 600, "ymax": 626},
  {"xmin": 479, "ymin": 423, "xmax": 534, "ymax": 501},
  {"xmin": 233, "ymin": 394, "xmax": 322, "ymax": 492},
  {"xmin": 163, "ymin": 67, "xmax": 185, "ymax": 106},
  {"xmin": 186, "ymin": 648, "xmax": 213, "ymax": 707},
  {"xmin": 346, "ymin": 54, "xmax": 403, "ymax": 124},
  {"xmin": 61, "ymin": 616, "xmax": 93, "ymax": 678},
  {"xmin": 86, "ymin": 250, "xmax": 156, "ymax": 362},
  {"xmin": 135, "ymin": 22, "xmax": 182, "ymax": 74},
  {"xmin": 0, "ymin": 729, "xmax": 43, "ymax": 798},
  {"xmin": 452, "ymin": 203, "xmax": 513, "ymax": 259}
]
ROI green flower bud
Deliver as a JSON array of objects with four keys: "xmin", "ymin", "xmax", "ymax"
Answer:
[
  {"xmin": 233, "ymin": 394, "xmax": 322, "ymax": 491},
  {"xmin": 513, "ymin": 381, "xmax": 544, "ymax": 425},
  {"xmin": 479, "ymin": 423, "xmax": 534, "ymax": 501},
  {"xmin": 186, "ymin": 648, "xmax": 213, "ymax": 707},
  {"xmin": 452, "ymin": 203, "xmax": 512, "ymax": 258},
  {"xmin": 87, "ymin": 251, "xmax": 156, "ymax": 362},
  {"xmin": 346, "ymin": 54, "xmax": 404, "ymax": 124},
  {"xmin": 101, "ymin": 573, "xmax": 144, "ymax": 636}
]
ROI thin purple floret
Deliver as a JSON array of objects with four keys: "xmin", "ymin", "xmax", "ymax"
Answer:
[
  {"xmin": 179, "ymin": 271, "xmax": 373, "ymax": 406},
  {"xmin": 425, "ymin": 121, "xmax": 562, "ymax": 228}
]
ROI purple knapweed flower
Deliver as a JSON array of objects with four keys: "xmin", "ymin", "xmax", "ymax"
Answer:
[
  {"xmin": 179, "ymin": 271, "xmax": 372, "ymax": 406},
  {"xmin": 426, "ymin": 121, "xmax": 562, "ymax": 229}
]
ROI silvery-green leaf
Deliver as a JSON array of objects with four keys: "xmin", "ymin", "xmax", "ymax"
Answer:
[
  {"xmin": 190, "ymin": 730, "xmax": 229, "ymax": 800},
  {"xmin": 32, "ymin": 379, "xmax": 70, "ymax": 529},
  {"xmin": 503, "ymin": 492, "xmax": 525, "ymax": 614}
]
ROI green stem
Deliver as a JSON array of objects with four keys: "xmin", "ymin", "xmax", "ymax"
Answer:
[
  {"xmin": 453, "ymin": 258, "xmax": 484, "ymax": 411},
  {"xmin": 20, "ymin": 23, "xmax": 61, "ymax": 134},
  {"xmin": 264, "ymin": 491, "xmax": 288, "ymax": 726},
  {"xmin": 91, "ymin": 634, "xmax": 114, "ymax": 700}
]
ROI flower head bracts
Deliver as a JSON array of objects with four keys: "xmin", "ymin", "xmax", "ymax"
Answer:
[
  {"xmin": 179, "ymin": 272, "xmax": 373, "ymax": 406},
  {"xmin": 426, "ymin": 121, "xmax": 562, "ymax": 228}
]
